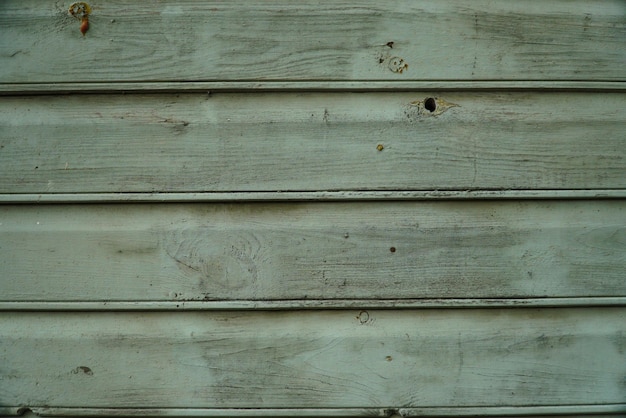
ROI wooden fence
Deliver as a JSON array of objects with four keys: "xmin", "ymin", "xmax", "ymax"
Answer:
[{"xmin": 1, "ymin": 1, "xmax": 625, "ymax": 417}]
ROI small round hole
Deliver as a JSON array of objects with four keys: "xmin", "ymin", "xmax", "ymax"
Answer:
[
  {"xmin": 390, "ymin": 247, "xmax": 396, "ymax": 253},
  {"xmin": 424, "ymin": 97, "xmax": 436, "ymax": 112}
]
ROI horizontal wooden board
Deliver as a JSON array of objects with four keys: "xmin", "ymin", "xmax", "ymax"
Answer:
[
  {"xmin": 1, "ymin": 92, "xmax": 625, "ymax": 193},
  {"xmin": 0, "ymin": 1, "xmax": 625, "ymax": 84},
  {"xmin": 1, "ymin": 201, "xmax": 624, "ymax": 302},
  {"xmin": 1, "ymin": 309, "xmax": 625, "ymax": 408}
]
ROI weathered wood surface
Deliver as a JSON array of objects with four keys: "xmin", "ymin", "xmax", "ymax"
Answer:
[
  {"xmin": 1, "ymin": 201, "xmax": 624, "ymax": 302},
  {"xmin": 1, "ymin": 1, "xmax": 625, "ymax": 84},
  {"xmin": 2, "ymin": 2, "xmax": 624, "ymax": 417},
  {"xmin": 1, "ymin": 309, "xmax": 624, "ymax": 408},
  {"xmin": 2, "ymin": 92, "xmax": 625, "ymax": 193}
]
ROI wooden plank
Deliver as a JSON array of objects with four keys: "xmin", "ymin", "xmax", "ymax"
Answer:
[
  {"xmin": 1, "ymin": 309, "xmax": 624, "ymax": 408},
  {"xmin": 1, "ymin": 92, "xmax": 625, "ymax": 193},
  {"xmin": 1, "ymin": 1, "xmax": 624, "ymax": 84},
  {"xmin": 2, "ymin": 190, "xmax": 626, "ymax": 204},
  {"xmin": 1, "ymin": 201, "xmax": 624, "ymax": 302}
]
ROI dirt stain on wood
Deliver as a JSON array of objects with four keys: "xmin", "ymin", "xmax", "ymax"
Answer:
[{"xmin": 72, "ymin": 366, "xmax": 93, "ymax": 376}]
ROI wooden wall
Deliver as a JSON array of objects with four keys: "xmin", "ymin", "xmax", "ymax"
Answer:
[{"xmin": 1, "ymin": 1, "xmax": 625, "ymax": 417}]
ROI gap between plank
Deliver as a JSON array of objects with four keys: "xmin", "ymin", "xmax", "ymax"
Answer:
[
  {"xmin": 1, "ymin": 298, "xmax": 625, "ymax": 311},
  {"xmin": 4, "ymin": 405, "xmax": 626, "ymax": 417},
  {"xmin": 1, "ymin": 190, "xmax": 625, "ymax": 204},
  {"xmin": 1, "ymin": 81, "xmax": 626, "ymax": 95}
]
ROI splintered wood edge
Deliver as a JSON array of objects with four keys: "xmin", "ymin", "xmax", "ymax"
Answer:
[
  {"xmin": 3, "ymin": 405, "xmax": 626, "ymax": 417},
  {"xmin": 1, "ymin": 190, "xmax": 625, "ymax": 204},
  {"xmin": 1, "ymin": 298, "xmax": 625, "ymax": 311},
  {"xmin": 1, "ymin": 81, "xmax": 626, "ymax": 95}
]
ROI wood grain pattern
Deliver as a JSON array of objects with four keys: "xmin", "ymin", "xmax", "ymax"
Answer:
[
  {"xmin": 1, "ymin": 92, "xmax": 625, "ymax": 193},
  {"xmin": 1, "ymin": 201, "xmax": 624, "ymax": 302},
  {"xmin": 1, "ymin": 1, "xmax": 625, "ymax": 84},
  {"xmin": 1, "ymin": 309, "xmax": 624, "ymax": 408},
  {"xmin": 2, "ymin": 1, "xmax": 625, "ymax": 416}
]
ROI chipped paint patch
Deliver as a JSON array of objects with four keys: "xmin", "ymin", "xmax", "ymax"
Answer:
[
  {"xmin": 375, "ymin": 42, "xmax": 409, "ymax": 74},
  {"xmin": 387, "ymin": 57, "xmax": 408, "ymax": 73}
]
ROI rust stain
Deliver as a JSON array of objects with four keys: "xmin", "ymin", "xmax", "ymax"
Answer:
[{"xmin": 68, "ymin": 2, "xmax": 91, "ymax": 36}]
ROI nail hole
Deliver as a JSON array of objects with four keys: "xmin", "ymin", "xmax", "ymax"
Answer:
[
  {"xmin": 390, "ymin": 247, "xmax": 396, "ymax": 253},
  {"xmin": 424, "ymin": 97, "xmax": 437, "ymax": 112}
]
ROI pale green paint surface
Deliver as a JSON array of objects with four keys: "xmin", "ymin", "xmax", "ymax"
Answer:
[
  {"xmin": 1, "ymin": 92, "xmax": 625, "ymax": 193},
  {"xmin": 1, "ymin": 0, "xmax": 624, "ymax": 83},
  {"xmin": 1, "ymin": 0, "xmax": 625, "ymax": 416},
  {"xmin": 1, "ymin": 201, "xmax": 624, "ymax": 302},
  {"xmin": 1, "ymin": 309, "xmax": 625, "ymax": 408}
]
